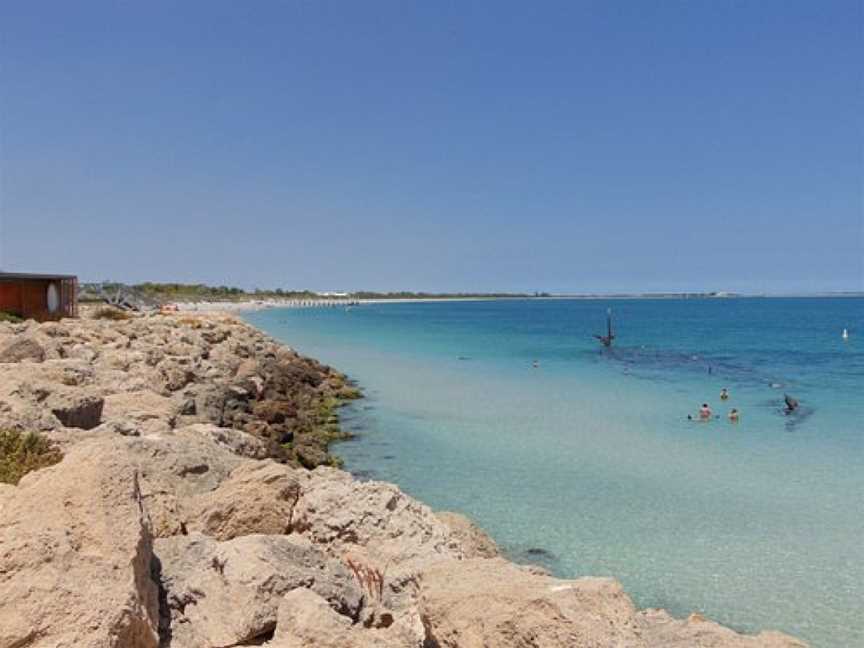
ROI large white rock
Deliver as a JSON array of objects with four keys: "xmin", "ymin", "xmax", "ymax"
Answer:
[
  {"xmin": 0, "ymin": 336, "xmax": 46, "ymax": 363},
  {"xmin": 416, "ymin": 558, "xmax": 807, "ymax": 648},
  {"xmin": 154, "ymin": 533, "xmax": 363, "ymax": 647},
  {"xmin": 187, "ymin": 459, "xmax": 301, "ymax": 540},
  {"xmin": 418, "ymin": 558, "xmax": 640, "ymax": 647},
  {"xmin": 265, "ymin": 588, "xmax": 418, "ymax": 648},
  {"xmin": 101, "ymin": 390, "xmax": 179, "ymax": 427},
  {"xmin": 293, "ymin": 468, "xmax": 465, "ymax": 566},
  {"xmin": 434, "ymin": 511, "xmax": 499, "ymax": 559},
  {"xmin": 0, "ymin": 438, "xmax": 160, "ymax": 648},
  {"xmin": 637, "ymin": 609, "xmax": 808, "ymax": 648},
  {"xmin": 121, "ymin": 427, "xmax": 249, "ymax": 538}
]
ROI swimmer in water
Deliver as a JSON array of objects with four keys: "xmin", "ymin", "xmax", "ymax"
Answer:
[
  {"xmin": 699, "ymin": 403, "xmax": 712, "ymax": 420},
  {"xmin": 728, "ymin": 408, "xmax": 739, "ymax": 422},
  {"xmin": 532, "ymin": 360, "xmax": 539, "ymax": 368},
  {"xmin": 720, "ymin": 388, "xmax": 729, "ymax": 401},
  {"xmin": 784, "ymin": 394, "xmax": 799, "ymax": 415}
]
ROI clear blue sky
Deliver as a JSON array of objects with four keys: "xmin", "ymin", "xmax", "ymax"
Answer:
[{"xmin": 1, "ymin": 1, "xmax": 861, "ymax": 293}]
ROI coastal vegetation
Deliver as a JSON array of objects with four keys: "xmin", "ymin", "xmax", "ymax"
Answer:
[
  {"xmin": 92, "ymin": 306, "xmax": 132, "ymax": 320},
  {"xmin": 0, "ymin": 429, "xmax": 62, "ymax": 485},
  {"xmin": 79, "ymin": 282, "xmax": 331, "ymax": 304},
  {"xmin": 78, "ymin": 281, "xmax": 535, "ymax": 305},
  {"xmin": 0, "ymin": 311, "xmax": 23, "ymax": 323}
]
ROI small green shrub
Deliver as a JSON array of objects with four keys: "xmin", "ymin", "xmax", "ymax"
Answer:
[
  {"xmin": 0, "ymin": 430, "xmax": 63, "ymax": 485},
  {"xmin": 93, "ymin": 307, "xmax": 131, "ymax": 321},
  {"xmin": 0, "ymin": 311, "xmax": 23, "ymax": 323}
]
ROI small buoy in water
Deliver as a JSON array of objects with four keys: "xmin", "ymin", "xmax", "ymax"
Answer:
[{"xmin": 842, "ymin": 328, "xmax": 849, "ymax": 340}]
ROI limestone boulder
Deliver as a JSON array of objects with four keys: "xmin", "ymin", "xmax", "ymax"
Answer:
[
  {"xmin": 0, "ymin": 482, "xmax": 16, "ymax": 515},
  {"xmin": 156, "ymin": 358, "xmax": 196, "ymax": 393},
  {"xmin": 102, "ymin": 390, "xmax": 179, "ymax": 427},
  {"xmin": 291, "ymin": 468, "xmax": 468, "ymax": 616},
  {"xmin": 417, "ymin": 558, "xmax": 641, "ymax": 647},
  {"xmin": 122, "ymin": 428, "xmax": 248, "ymax": 537},
  {"xmin": 435, "ymin": 511, "xmax": 499, "ymax": 559},
  {"xmin": 416, "ymin": 559, "xmax": 807, "ymax": 648},
  {"xmin": 103, "ymin": 349, "xmax": 145, "ymax": 372},
  {"xmin": 265, "ymin": 588, "xmax": 418, "ymax": 648},
  {"xmin": 66, "ymin": 342, "xmax": 99, "ymax": 362},
  {"xmin": 201, "ymin": 326, "xmax": 230, "ymax": 345},
  {"xmin": 0, "ymin": 336, "xmax": 45, "ymax": 363},
  {"xmin": 0, "ymin": 438, "xmax": 159, "ymax": 648},
  {"xmin": 293, "ymin": 468, "xmax": 465, "ymax": 567},
  {"xmin": 43, "ymin": 358, "xmax": 95, "ymax": 386},
  {"xmin": 294, "ymin": 438, "xmax": 330, "ymax": 468},
  {"xmin": 235, "ymin": 357, "xmax": 260, "ymax": 379},
  {"xmin": 253, "ymin": 399, "xmax": 297, "ymax": 424},
  {"xmin": 47, "ymin": 388, "xmax": 104, "ymax": 429},
  {"xmin": 192, "ymin": 384, "xmax": 235, "ymax": 426},
  {"xmin": 177, "ymin": 422, "xmax": 270, "ymax": 460},
  {"xmin": 0, "ymin": 358, "xmax": 94, "ymax": 388},
  {"xmin": 154, "ymin": 533, "xmax": 363, "ymax": 647},
  {"xmin": 37, "ymin": 322, "xmax": 70, "ymax": 338},
  {"xmin": 95, "ymin": 366, "xmax": 160, "ymax": 393},
  {"xmin": 187, "ymin": 460, "xmax": 301, "ymax": 540},
  {"xmin": 0, "ymin": 370, "xmax": 58, "ymax": 433},
  {"xmin": 637, "ymin": 609, "xmax": 807, "ymax": 647}
]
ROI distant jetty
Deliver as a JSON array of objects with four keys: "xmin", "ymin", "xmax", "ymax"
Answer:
[{"xmin": 176, "ymin": 298, "xmax": 362, "ymax": 312}]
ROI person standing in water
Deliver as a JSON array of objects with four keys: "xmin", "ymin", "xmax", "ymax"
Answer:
[
  {"xmin": 720, "ymin": 388, "xmax": 729, "ymax": 401},
  {"xmin": 728, "ymin": 408, "xmax": 739, "ymax": 422},
  {"xmin": 699, "ymin": 403, "xmax": 712, "ymax": 420}
]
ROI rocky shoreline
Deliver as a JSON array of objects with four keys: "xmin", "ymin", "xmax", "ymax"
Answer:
[{"xmin": 0, "ymin": 310, "xmax": 806, "ymax": 647}]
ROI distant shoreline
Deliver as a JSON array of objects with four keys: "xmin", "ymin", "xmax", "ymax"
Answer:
[
  {"xmin": 168, "ymin": 292, "xmax": 864, "ymax": 313},
  {"xmin": 77, "ymin": 281, "xmax": 863, "ymax": 313},
  {"xmin": 173, "ymin": 296, "xmax": 516, "ymax": 313}
]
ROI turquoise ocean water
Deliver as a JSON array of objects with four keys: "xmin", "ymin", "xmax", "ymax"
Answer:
[{"xmin": 246, "ymin": 298, "xmax": 863, "ymax": 647}]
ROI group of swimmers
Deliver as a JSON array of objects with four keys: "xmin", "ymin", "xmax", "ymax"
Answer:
[
  {"xmin": 688, "ymin": 388, "xmax": 802, "ymax": 424},
  {"xmin": 688, "ymin": 387, "xmax": 739, "ymax": 422}
]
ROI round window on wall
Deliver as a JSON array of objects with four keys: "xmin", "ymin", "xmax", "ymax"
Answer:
[{"xmin": 46, "ymin": 283, "xmax": 60, "ymax": 314}]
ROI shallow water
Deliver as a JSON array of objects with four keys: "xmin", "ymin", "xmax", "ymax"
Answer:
[{"xmin": 246, "ymin": 298, "xmax": 863, "ymax": 647}]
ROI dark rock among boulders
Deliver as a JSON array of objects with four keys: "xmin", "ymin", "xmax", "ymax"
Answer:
[{"xmin": 49, "ymin": 390, "xmax": 104, "ymax": 429}]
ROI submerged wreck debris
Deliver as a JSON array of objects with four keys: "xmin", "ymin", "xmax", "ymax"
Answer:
[{"xmin": 594, "ymin": 308, "xmax": 615, "ymax": 348}]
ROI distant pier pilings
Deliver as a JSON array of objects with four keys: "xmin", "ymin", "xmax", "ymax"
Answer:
[{"xmin": 278, "ymin": 298, "xmax": 361, "ymax": 308}]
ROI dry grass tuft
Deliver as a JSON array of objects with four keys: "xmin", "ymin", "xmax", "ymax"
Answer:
[
  {"xmin": 345, "ymin": 556, "xmax": 388, "ymax": 603},
  {"xmin": 0, "ymin": 311, "xmax": 23, "ymax": 323},
  {"xmin": 178, "ymin": 317, "xmax": 203, "ymax": 329},
  {"xmin": 92, "ymin": 307, "xmax": 131, "ymax": 321},
  {"xmin": 0, "ymin": 430, "xmax": 63, "ymax": 485}
]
